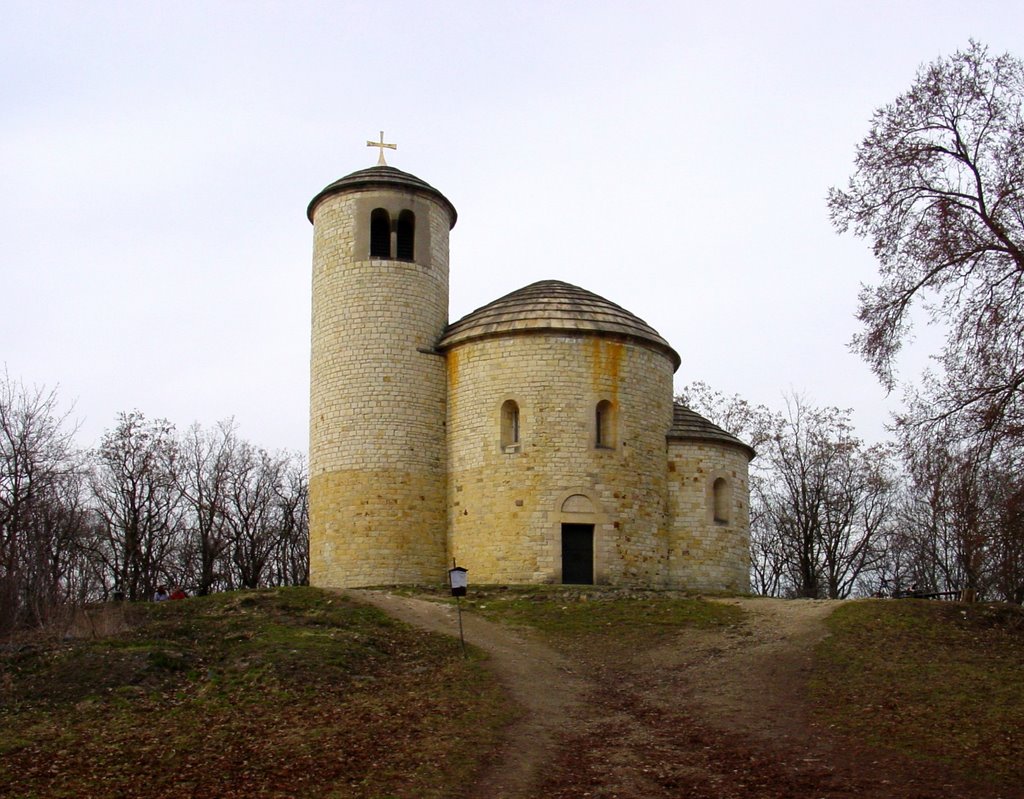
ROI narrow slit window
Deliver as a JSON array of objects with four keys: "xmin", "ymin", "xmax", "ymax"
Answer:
[
  {"xmin": 713, "ymin": 477, "xmax": 729, "ymax": 523},
  {"xmin": 370, "ymin": 208, "xmax": 391, "ymax": 258},
  {"xmin": 396, "ymin": 210, "xmax": 415, "ymax": 261},
  {"xmin": 501, "ymin": 400, "xmax": 520, "ymax": 452},
  {"xmin": 595, "ymin": 400, "xmax": 615, "ymax": 448}
]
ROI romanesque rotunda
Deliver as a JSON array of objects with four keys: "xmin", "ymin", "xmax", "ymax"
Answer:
[{"xmin": 307, "ymin": 154, "xmax": 754, "ymax": 591}]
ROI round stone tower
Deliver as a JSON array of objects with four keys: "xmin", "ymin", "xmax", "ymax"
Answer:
[{"xmin": 307, "ymin": 165, "xmax": 457, "ymax": 587}]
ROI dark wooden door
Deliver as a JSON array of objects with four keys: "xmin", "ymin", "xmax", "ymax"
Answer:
[{"xmin": 561, "ymin": 524, "xmax": 594, "ymax": 584}]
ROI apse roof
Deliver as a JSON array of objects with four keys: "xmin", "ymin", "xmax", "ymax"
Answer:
[
  {"xmin": 668, "ymin": 404, "xmax": 756, "ymax": 459},
  {"xmin": 438, "ymin": 280, "xmax": 681, "ymax": 370},
  {"xmin": 307, "ymin": 165, "xmax": 457, "ymax": 226}
]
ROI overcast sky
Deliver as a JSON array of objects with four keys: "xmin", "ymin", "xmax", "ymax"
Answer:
[{"xmin": 2, "ymin": 1, "xmax": 1021, "ymax": 453}]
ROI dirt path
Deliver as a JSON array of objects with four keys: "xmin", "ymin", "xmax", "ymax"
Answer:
[
  {"xmin": 667, "ymin": 598, "xmax": 839, "ymax": 743},
  {"xmin": 345, "ymin": 591, "xmax": 986, "ymax": 799},
  {"xmin": 344, "ymin": 590, "xmax": 587, "ymax": 798}
]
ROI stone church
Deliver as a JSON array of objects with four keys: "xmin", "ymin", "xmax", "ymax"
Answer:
[{"xmin": 307, "ymin": 156, "xmax": 754, "ymax": 592}]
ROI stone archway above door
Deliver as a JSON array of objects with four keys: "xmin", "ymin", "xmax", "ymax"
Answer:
[{"xmin": 561, "ymin": 494, "xmax": 596, "ymax": 514}]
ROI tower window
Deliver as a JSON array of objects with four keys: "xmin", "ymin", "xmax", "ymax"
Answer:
[
  {"xmin": 713, "ymin": 477, "xmax": 729, "ymax": 524},
  {"xmin": 501, "ymin": 400, "xmax": 520, "ymax": 452},
  {"xmin": 396, "ymin": 210, "xmax": 415, "ymax": 261},
  {"xmin": 370, "ymin": 208, "xmax": 391, "ymax": 257},
  {"xmin": 595, "ymin": 400, "xmax": 615, "ymax": 449}
]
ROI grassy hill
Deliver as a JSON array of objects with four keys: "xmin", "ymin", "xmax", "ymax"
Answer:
[
  {"xmin": 0, "ymin": 588, "xmax": 508, "ymax": 799},
  {"xmin": 2, "ymin": 587, "xmax": 1023, "ymax": 798},
  {"xmin": 812, "ymin": 599, "xmax": 1024, "ymax": 787}
]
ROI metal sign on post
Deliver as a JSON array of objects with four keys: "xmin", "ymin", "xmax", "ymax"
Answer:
[
  {"xmin": 448, "ymin": 565, "xmax": 468, "ymax": 596},
  {"xmin": 448, "ymin": 561, "xmax": 468, "ymax": 657}
]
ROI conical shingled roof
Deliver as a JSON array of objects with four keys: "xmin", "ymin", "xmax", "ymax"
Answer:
[
  {"xmin": 307, "ymin": 165, "xmax": 457, "ymax": 226},
  {"xmin": 438, "ymin": 280, "xmax": 681, "ymax": 370},
  {"xmin": 668, "ymin": 404, "xmax": 756, "ymax": 459}
]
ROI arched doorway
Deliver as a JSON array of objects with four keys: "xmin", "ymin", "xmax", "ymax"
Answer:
[{"xmin": 558, "ymin": 493, "xmax": 599, "ymax": 585}]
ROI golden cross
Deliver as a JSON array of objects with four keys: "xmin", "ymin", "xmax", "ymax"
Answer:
[{"xmin": 366, "ymin": 130, "xmax": 397, "ymax": 165}]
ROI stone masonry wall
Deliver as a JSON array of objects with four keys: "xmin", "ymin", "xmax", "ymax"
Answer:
[
  {"xmin": 309, "ymin": 188, "xmax": 451, "ymax": 588},
  {"xmin": 666, "ymin": 441, "xmax": 751, "ymax": 592},
  {"xmin": 445, "ymin": 333, "xmax": 674, "ymax": 585}
]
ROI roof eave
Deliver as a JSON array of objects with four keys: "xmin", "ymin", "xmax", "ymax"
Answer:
[
  {"xmin": 307, "ymin": 171, "xmax": 457, "ymax": 227},
  {"xmin": 437, "ymin": 325, "xmax": 682, "ymax": 372},
  {"xmin": 666, "ymin": 434, "xmax": 756, "ymax": 461}
]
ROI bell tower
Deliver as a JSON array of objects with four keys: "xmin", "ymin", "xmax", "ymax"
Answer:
[{"xmin": 307, "ymin": 149, "xmax": 457, "ymax": 587}]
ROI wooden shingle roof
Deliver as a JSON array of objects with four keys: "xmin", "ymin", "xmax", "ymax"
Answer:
[
  {"xmin": 438, "ymin": 280, "xmax": 680, "ymax": 370},
  {"xmin": 668, "ymin": 404, "xmax": 756, "ymax": 460}
]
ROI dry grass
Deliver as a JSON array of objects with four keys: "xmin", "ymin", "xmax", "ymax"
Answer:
[
  {"xmin": 812, "ymin": 599, "xmax": 1024, "ymax": 787},
  {"xmin": 0, "ymin": 587, "xmax": 510, "ymax": 799},
  {"xmin": 6, "ymin": 587, "xmax": 1023, "ymax": 797}
]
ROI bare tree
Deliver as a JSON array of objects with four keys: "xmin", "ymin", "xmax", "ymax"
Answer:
[
  {"xmin": 90, "ymin": 412, "xmax": 183, "ymax": 602},
  {"xmin": 680, "ymin": 384, "xmax": 897, "ymax": 598},
  {"xmin": 223, "ymin": 441, "xmax": 284, "ymax": 589},
  {"xmin": 891, "ymin": 420, "xmax": 1024, "ymax": 601},
  {"xmin": 676, "ymin": 381, "xmax": 773, "ymax": 449},
  {"xmin": 992, "ymin": 466, "xmax": 1024, "ymax": 602},
  {"xmin": 17, "ymin": 468, "xmax": 92, "ymax": 624},
  {"xmin": 794, "ymin": 438, "xmax": 893, "ymax": 600},
  {"xmin": 177, "ymin": 420, "xmax": 237, "ymax": 595},
  {"xmin": 2, "ymin": 374, "xmax": 311, "ymax": 614},
  {"xmin": 829, "ymin": 41, "xmax": 1024, "ymax": 447},
  {"xmin": 270, "ymin": 452, "xmax": 309, "ymax": 587},
  {"xmin": 0, "ymin": 372, "xmax": 84, "ymax": 630},
  {"xmin": 755, "ymin": 399, "xmax": 858, "ymax": 598},
  {"xmin": 749, "ymin": 504, "xmax": 786, "ymax": 597}
]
